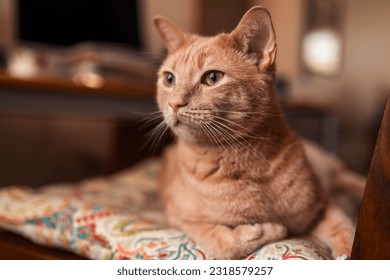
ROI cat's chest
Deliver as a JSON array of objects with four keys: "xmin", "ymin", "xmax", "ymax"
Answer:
[
  {"xmin": 179, "ymin": 153, "xmax": 272, "ymax": 203},
  {"xmin": 161, "ymin": 143, "xmax": 322, "ymax": 230},
  {"xmin": 175, "ymin": 168, "xmax": 273, "ymax": 225},
  {"xmin": 179, "ymin": 147, "xmax": 267, "ymax": 183}
]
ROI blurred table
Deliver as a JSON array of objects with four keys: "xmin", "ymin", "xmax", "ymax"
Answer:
[
  {"xmin": 0, "ymin": 70, "xmax": 156, "ymax": 118},
  {"xmin": 0, "ymin": 70, "xmax": 155, "ymax": 96}
]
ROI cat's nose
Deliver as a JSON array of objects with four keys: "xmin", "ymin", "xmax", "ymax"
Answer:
[{"xmin": 169, "ymin": 101, "xmax": 188, "ymax": 113}]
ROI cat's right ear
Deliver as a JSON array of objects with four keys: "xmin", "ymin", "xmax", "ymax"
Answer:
[
  {"xmin": 230, "ymin": 6, "xmax": 277, "ymax": 70},
  {"xmin": 154, "ymin": 16, "xmax": 187, "ymax": 53}
]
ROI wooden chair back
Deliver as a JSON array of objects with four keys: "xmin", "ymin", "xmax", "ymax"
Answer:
[{"xmin": 352, "ymin": 92, "xmax": 390, "ymax": 259}]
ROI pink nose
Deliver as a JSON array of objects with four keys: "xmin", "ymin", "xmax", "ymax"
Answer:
[{"xmin": 169, "ymin": 101, "xmax": 188, "ymax": 113}]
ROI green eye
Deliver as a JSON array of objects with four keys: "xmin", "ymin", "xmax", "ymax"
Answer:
[
  {"xmin": 203, "ymin": 71, "xmax": 224, "ymax": 86},
  {"xmin": 164, "ymin": 72, "xmax": 175, "ymax": 87}
]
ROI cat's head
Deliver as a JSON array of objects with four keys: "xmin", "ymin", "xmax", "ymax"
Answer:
[{"xmin": 154, "ymin": 6, "xmax": 277, "ymax": 144}]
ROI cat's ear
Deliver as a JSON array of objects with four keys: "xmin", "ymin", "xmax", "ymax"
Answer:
[
  {"xmin": 230, "ymin": 6, "xmax": 276, "ymax": 70},
  {"xmin": 154, "ymin": 16, "xmax": 187, "ymax": 53}
]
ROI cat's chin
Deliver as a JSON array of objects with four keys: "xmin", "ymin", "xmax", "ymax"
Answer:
[{"xmin": 171, "ymin": 123, "xmax": 210, "ymax": 144}]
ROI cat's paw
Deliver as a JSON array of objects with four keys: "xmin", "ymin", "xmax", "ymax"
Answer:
[
  {"xmin": 233, "ymin": 224, "xmax": 264, "ymax": 242},
  {"xmin": 230, "ymin": 223, "xmax": 287, "ymax": 259},
  {"xmin": 331, "ymin": 244, "xmax": 352, "ymax": 260},
  {"xmin": 335, "ymin": 254, "xmax": 350, "ymax": 260},
  {"xmin": 187, "ymin": 222, "xmax": 288, "ymax": 259},
  {"xmin": 234, "ymin": 223, "xmax": 287, "ymax": 243}
]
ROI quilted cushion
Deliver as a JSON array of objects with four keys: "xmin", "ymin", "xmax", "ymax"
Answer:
[{"xmin": 0, "ymin": 160, "xmax": 331, "ymax": 260}]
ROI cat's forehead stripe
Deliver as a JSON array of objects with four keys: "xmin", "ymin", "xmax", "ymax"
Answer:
[{"xmin": 172, "ymin": 37, "xmax": 214, "ymax": 71}]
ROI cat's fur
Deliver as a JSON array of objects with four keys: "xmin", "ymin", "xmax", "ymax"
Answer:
[{"xmin": 153, "ymin": 6, "xmax": 360, "ymax": 259}]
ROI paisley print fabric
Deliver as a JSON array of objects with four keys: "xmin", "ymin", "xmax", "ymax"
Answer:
[{"xmin": 0, "ymin": 160, "xmax": 331, "ymax": 260}]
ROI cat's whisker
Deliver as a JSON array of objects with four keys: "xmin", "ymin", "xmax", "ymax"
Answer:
[
  {"xmin": 138, "ymin": 112, "xmax": 165, "ymax": 130},
  {"xmin": 139, "ymin": 111, "xmax": 165, "ymax": 121},
  {"xmin": 213, "ymin": 114, "xmax": 257, "ymax": 133},
  {"xmin": 218, "ymin": 128, "xmax": 269, "ymax": 165},
  {"xmin": 212, "ymin": 110, "xmax": 263, "ymax": 115},
  {"xmin": 196, "ymin": 115, "xmax": 235, "ymax": 156},
  {"xmin": 140, "ymin": 116, "xmax": 164, "ymax": 129},
  {"xmin": 199, "ymin": 121, "xmax": 227, "ymax": 155},
  {"xmin": 206, "ymin": 121, "xmax": 238, "ymax": 156},
  {"xmin": 145, "ymin": 121, "xmax": 171, "ymax": 156},
  {"xmin": 212, "ymin": 115, "xmax": 274, "ymax": 142},
  {"xmin": 209, "ymin": 123, "xmax": 241, "ymax": 158},
  {"xmin": 212, "ymin": 109, "xmax": 286, "ymax": 118},
  {"xmin": 141, "ymin": 110, "xmax": 163, "ymax": 115},
  {"xmin": 211, "ymin": 120, "xmax": 270, "ymax": 165},
  {"xmin": 152, "ymin": 125, "xmax": 170, "ymax": 155},
  {"xmin": 144, "ymin": 122, "xmax": 163, "ymax": 150},
  {"xmin": 210, "ymin": 111, "xmax": 273, "ymax": 126},
  {"xmin": 122, "ymin": 109, "xmax": 161, "ymax": 119},
  {"xmin": 208, "ymin": 121, "xmax": 247, "ymax": 158}
]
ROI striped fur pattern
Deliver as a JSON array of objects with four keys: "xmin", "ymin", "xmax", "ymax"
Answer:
[{"xmin": 153, "ymin": 6, "xmax": 355, "ymax": 259}]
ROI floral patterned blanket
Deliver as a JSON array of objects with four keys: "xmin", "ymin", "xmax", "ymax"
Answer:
[{"xmin": 0, "ymin": 160, "xmax": 331, "ymax": 260}]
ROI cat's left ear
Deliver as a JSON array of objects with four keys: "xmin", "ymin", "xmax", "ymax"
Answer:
[
  {"xmin": 230, "ymin": 6, "xmax": 277, "ymax": 70},
  {"xmin": 154, "ymin": 16, "xmax": 187, "ymax": 53}
]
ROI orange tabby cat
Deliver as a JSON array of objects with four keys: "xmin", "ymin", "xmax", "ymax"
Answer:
[{"xmin": 154, "ymin": 6, "xmax": 356, "ymax": 259}]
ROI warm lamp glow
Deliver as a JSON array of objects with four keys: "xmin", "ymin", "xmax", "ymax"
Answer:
[{"xmin": 302, "ymin": 30, "xmax": 342, "ymax": 75}]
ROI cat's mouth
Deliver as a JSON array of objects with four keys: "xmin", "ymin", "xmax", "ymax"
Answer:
[
  {"xmin": 173, "ymin": 116, "xmax": 197, "ymax": 128},
  {"xmin": 167, "ymin": 107, "xmax": 210, "ymax": 127},
  {"xmin": 164, "ymin": 109, "xmax": 211, "ymax": 141},
  {"xmin": 165, "ymin": 112, "xmax": 189, "ymax": 131},
  {"xmin": 177, "ymin": 112, "xmax": 210, "ymax": 128}
]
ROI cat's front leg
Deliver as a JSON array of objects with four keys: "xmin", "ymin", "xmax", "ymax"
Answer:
[{"xmin": 182, "ymin": 222, "xmax": 287, "ymax": 259}]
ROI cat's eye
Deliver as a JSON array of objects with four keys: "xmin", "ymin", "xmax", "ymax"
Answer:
[
  {"xmin": 203, "ymin": 71, "xmax": 224, "ymax": 86},
  {"xmin": 163, "ymin": 72, "xmax": 175, "ymax": 87}
]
